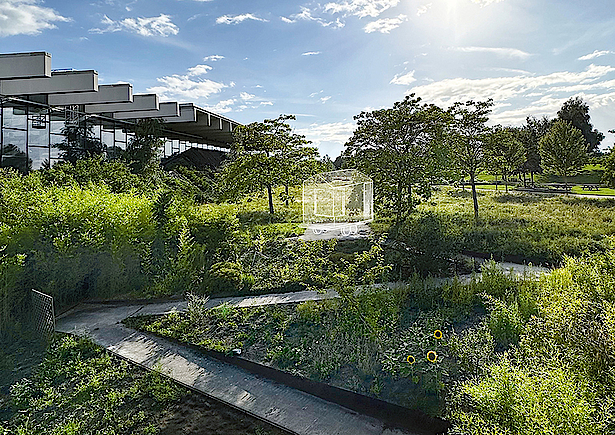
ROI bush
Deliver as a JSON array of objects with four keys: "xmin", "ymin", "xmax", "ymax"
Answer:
[{"xmin": 449, "ymin": 359, "xmax": 601, "ymax": 435}]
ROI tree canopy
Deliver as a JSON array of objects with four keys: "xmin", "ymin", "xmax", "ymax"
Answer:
[
  {"xmin": 557, "ymin": 97, "xmax": 604, "ymax": 156},
  {"xmin": 220, "ymin": 115, "xmax": 318, "ymax": 215},
  {"xmin": 539, "ymin": 120, "xmax": 587, "ymax": 185},
  {"xmin": 484, "ymin": 125, "xmax": 525, "ymax": 193},
  {"xmin": 343, "ymin": 94, "xmax": 449, "ymax": 227},
  {"xmin": 448, "ymin": 99, "xmax": 493, "ymax": 222}
]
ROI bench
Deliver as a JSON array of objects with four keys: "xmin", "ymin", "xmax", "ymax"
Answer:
[{"xmin": 582, "ymin": 184, "xmax": 601, "ymax": 191}]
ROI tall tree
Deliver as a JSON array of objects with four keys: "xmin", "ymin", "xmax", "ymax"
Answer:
[
  {"xmin": 57, "ymin": 123, "xmax": 105, "ymax": 164},
  {"xmin": 484, "ymin": 126, "xmax": 525, "ymax": 193},
  {"xmin": 220, "ymin": 115, "xmax": 317, "ymax": 215},
  {"xmin": 343, "ymin": 94, "xmax": 449, "ymax": 227},
  {"xmin": 602, "ymin": 130, "xmax": 615, "ymax": 188},
  {"xmin": 123, "ymin": 119, "xmax": 165, "ymax": 174},
  {"xmin": 539, "ymin": 120, "xmax": 587, "ymax": 186},
  {"xmin": 518, "ymin": 116, "xmax": 552, "ymax": 184},
  {"xmin": 448, "ymin": 99, "xmax": 494, "ymax": 223},
  {"xmin": 557, "ymin": 97, "xmax": 604, "ymax": 156}
]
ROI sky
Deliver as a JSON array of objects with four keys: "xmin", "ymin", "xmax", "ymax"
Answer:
[{"xmin": 1, "ymin": 0, "xmax": 614, "ymax": 158}]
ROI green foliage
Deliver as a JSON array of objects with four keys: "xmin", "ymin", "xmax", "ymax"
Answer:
[
  {"xmin": 220, "ymin": 115, "xmax": 319, "ymax": 215},
  {"xmin": 39, "ymin": 156, "xmax": 144, "ymax": 193},
  {"xmin": 540, "ymin": 120, "xmax": 588, "ymax": 183},
  {"xmin": 449, "ymin": 359, "xmax": 600, "ymax": 435},
  {"xmin": 122, "ymin": 119, "xmax": 165, "ymax": 174},
  {"xmin": 448, "ymin": 99, "xmax": 494, "ymax": 222},
  {"xmin": 344, "ymin": 94, "xmax": 450, "ymax": 226},
  {"xmin": 1, "ymin": 335, "xmax": 187, "ymax": 435},
  {"xmin": 484, "ymin": 126, "xmax": 525, "ymax": 193},
  {"xmin": 602, "ymin": 148, "xmax": 615, "ymax": 188},
  {"xmin": 557, "ymin": 96, "xmax": 604, "ymax": 156}
]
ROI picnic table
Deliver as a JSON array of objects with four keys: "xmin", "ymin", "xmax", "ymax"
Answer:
[
  {"xmin": 550, "ymin": 183, "xmax": 572, "ymax": 191},
  {"xmin": 582, "ymin": 184, "xmax": 601, "ymax": 191}
]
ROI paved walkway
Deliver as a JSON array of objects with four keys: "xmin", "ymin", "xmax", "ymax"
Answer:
[
  {"xmin": 55, "ymin": 261, "xmax": 548, "ymax": 435},
  {"xmin": 56, "ymin": 295, "xmax": 419, "ymax": 435}
]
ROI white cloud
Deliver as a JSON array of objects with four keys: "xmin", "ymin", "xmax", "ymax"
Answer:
[
  {"xmin": 302, "ymin": 51, "xmax": 321, "ymax": 56},
  {"xmin": 0, "ymin": 0, "xmax": 69, "ymax": 37},
  {"xmin": 408, "ymin": 64, "xmax": 615, "ymax": 126},
  {"xmin": 364, "ymin": 14, "xmax": 407, "ymax": 33},
  {"xmin": 147, "ymin": 64, "xmax": 227, "ymax": 100},
  {"xmin": 417, "ymin": 3, "xmax": 431, "ymax": 16},
  {"xmin": 216, "ymin": 13, "xmax": 268, "ymax": 25},
  {"xmin": 240, "ymin": 92, "xmax": 255, "ymax": 100},
  {"xmin": 90, "ymin": 14, "xmax": 179, "ymax": 37},
  {"xmin": 452, "ymin": 46, "xmax": 532, "ymax": 60},
  {"xmin": 323, "ymin": 0, "xmax": 400, "ymax": 18},
  {"xmin": 390, "ymin": 70, "xmax": 416, "ymax": 85},
  {"xmin": 205, "ymin": 99, "xmax": 236, "ymax": 113},
  {"xmin": 295, "ymin": 122, "xmax": 356, "ymax": 147},
  {"xmin": 470, "ymin": 0, "xmax": 506, "ymax": 6},
  {"xmin": 186, "ymin": 64, "xmax": 212, "ymax": 76},
  {"xmin": 203, "ymin": 55, "xmax": 225, "ymax": 62},
  {"xmin": 283, "ymin": 7, "xmax": 344, "ymax": 28},
  {"xmin": 309, "ymin": 90, "xmax": 324, "ymax": 97},
  {"xmin": 579, "ymin": 50, "xmax": 613, "ymax": 61},
  {"xmin": 321, "ymin": 96, "xmax": 332, "ymax": 103}
]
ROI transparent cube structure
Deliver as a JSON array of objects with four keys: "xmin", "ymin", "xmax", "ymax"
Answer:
[{"xmin": 303, "ymin": 170, "xmax": 373, "ymax": 233}]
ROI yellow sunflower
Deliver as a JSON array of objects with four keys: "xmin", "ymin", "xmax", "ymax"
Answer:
[
  {"xmin": 427, "ymin": 350, "xmax": 438, "ymax": 362},
  {"xmin": 434, "ymin": 330, "xmax": 443, "ymax": 339},
  {"xmin": 406, "ymin": 355, "xmax": 416, "ymax": 365}
]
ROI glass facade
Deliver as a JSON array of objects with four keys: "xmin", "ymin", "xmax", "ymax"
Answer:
[{"xmin": 0, "ymin": 97, "xmax": 229, "ymax": 173}]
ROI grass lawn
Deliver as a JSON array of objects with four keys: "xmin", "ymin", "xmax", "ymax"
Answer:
[{"xmin": 372, "ymin": 188, "xmax": 615, "ymax": 268}]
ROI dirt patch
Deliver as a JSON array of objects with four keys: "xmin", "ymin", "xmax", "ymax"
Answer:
[{"xmin": 159, "ymin": 393, "xmax": 288, "ymax": 435}]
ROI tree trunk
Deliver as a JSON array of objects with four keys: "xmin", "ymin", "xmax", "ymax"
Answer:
[
  {"xmin": 495, "ymin": 174, "xmax": 498, "ymax": 191},
  {"xmin": 470, "ymin": 174, "xmax": 479, "ymax": 223},
  {"xmin": 284, "ymin": 184, "xmax": 289, "ymax": 207},
  {"xmin": 505, "ymin": 174, "xmax": 509, "ymax": 193},
  {"xmin": 267, "ymin": 184, "xmax": 274, "ymax": 215},
  {"xmin": 395, "ymin": 181, "xmax": 403, "ymax": 230}
]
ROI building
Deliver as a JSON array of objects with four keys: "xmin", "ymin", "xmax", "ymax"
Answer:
[{"xmin": 0, "ymin": 51, "xmax": 240, "ymax": 172}]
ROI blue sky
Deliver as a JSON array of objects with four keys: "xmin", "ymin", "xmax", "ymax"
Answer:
[{"xmin": 1, "ymin": 0, "xmax": 614, "ymax": 157}]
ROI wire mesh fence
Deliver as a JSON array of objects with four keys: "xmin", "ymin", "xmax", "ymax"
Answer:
[{"xmin": 31, "ymin": 289, "xmax": 55, "ymax": 338}]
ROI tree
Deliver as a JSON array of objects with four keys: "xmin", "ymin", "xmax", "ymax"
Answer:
[
  {"xmin": 57, "ymin": 123, "xmax": 105, "ymax": 164},
  {"xmin": 518, "ymin": 116, "xmax": 552, "ymax": 184},
  {"xmin": 122, "ymin": 119, "xmax": 165, "ymax": 174},
  {"xmin": 343, "ymin": 94, "xmax": 449, "ymax": 227},
  {"xmin": 602, "ymin": 130, "xmax": 615, "ymax": 188},
  {"xmin": 539, "ymin": 120, "xmax": 587, "ymax": 186},
  {"xmin": 448, "ymin": 99, "xmax": 494, "ymax": 223},
  {"xmin": 484, "ymin": 126, "xmax": 525, "ymax": 193},
  {"xmin": 557, "ymin": 97, "xmax": 604, "ymax": 156},
  {"xmin": 220, "ymin": 115, "xmax": 318, "ymax": 215}
]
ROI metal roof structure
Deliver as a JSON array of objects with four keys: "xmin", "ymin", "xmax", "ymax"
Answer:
[{"xmin": 0, "ymin": 51, "xmax": 240, "ymax": 148}]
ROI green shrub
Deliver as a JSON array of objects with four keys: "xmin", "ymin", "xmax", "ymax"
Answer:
[
  {"xmin": 205, "ymin": 261, "xmax": 252, "ymax": 294},
  {"xmin": 448, "ymin": 323, "xmax": 496, "ymax": 378},
  {"xmin": 449, "ymin": 359, "xmax": 601, "ymax": 435},
  {"xmin": 483, "ymin": 295, "xmax": 523, "ymax": 348}
]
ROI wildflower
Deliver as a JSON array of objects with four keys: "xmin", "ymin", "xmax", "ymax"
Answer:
[
  {"xmin": 427, "ymin": 351, "xmax": 437, "ymax": 362},
  {"xmin": 434, "ymin": 330, "xmax": 443, "ymax": 339},
  {"xmin": 406, "ymin": 355, "xmax": 415, "ymax": 365}
]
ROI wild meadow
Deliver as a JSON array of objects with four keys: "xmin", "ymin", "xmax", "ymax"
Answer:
[{"xmin": 2, "ymin": 155, "xmax": 615, "ymax": 434}]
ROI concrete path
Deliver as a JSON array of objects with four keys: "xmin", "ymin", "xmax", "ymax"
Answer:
[
  {"xmin": 299, "ymin": 222, "xmax": 372, "ymax": 241},
  {"xmin": 55, "ymin": 260, "xmax": 548, "ymax": 435},
  {"xmin": 56, "ymin": 300, "xmax": 419, "ymax": 435}
]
